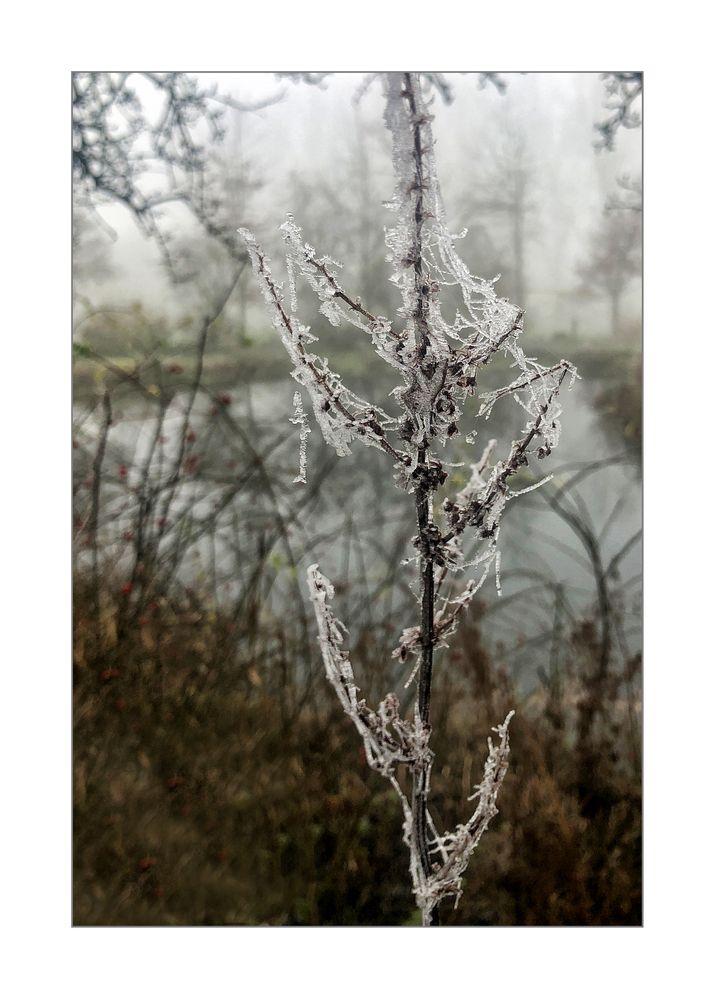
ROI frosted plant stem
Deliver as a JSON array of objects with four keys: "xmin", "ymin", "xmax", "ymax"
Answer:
[
  {"xmin": 240, "ymin": 69, "xmax": 575, "ymax": 927},
  {"xmin": 392, "ymin": 72, "xmax": 460, "ymax": 923},
  {"xmin": 414, "ymin": 445, "xmax": 438, "ymax": 925},
  {"xmin": 404, "ymin": 68, "xmax": 440, "ymax": 924}
]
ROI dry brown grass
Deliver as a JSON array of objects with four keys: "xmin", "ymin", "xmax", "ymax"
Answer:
[{"xmin": 74, "ymin": 578, "xmax": 640, "ymax": 926}]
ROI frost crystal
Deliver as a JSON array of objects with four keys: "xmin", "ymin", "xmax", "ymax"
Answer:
[{"xmin": 289, "ymin": 390, "xmax": 310, "ymax": 484}]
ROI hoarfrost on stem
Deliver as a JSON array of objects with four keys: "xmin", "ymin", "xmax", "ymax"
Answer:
[{"xmin": 240, "ymin": 72, "xmax": 576, "ymax": 925}]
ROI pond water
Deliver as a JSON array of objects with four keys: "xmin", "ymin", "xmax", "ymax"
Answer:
[{"xmin": 73, "ymin": 362, "xmax": 642, "ymax": 688}]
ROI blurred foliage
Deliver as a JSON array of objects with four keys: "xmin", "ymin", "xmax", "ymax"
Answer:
[
  {"xmin": 594, "ymin": 369, "xmax": 642, "ymax": 447},
  {"xmin": 74, "ymin": 302, "xmax": 175, "ymax": 358},
  {"xmin": 74, "ymin": 570, "xmax": 641, "ymax": 926}
]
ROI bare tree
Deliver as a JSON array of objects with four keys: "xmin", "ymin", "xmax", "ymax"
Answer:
[
  {"xmin": 464, "ymin": 122, "xmax": 535, "ymax": 311},
  {"xmin": 577, "ymin": 210, "xmax": 641, "ymax": 337},
  {"xmin": 168, "ymin": 120, "xmax": 267, "ymax": 341},
  {"xmin": 285, "ymin": 106, "xmax": 392, "ymax": 314},
  {"xmin": 72, "ymin": 72, "xmax": 282, "ymax": 274},
  {"xmin": 241, "ymin": 72, "xmax": 575, "ymax": 926},
  {"xmin": 606, "ymin": 174, "xmax": 642, "ymax": 213},
  {"xmin": 73, "ymin": 205, "xmax": 115, "ymax": 287}
]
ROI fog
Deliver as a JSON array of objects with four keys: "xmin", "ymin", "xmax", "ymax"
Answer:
[{"xmin": 75, "ymin": 72, "xmax": 642, "ymax": 341}]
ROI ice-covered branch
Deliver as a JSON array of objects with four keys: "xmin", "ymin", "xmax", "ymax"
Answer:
[
  {"xmin": 478, "ymin": 359, "xmax": 578, "ymax": 420},
  {"xmin": 239, "ymin": 228, "xmax": 407, "ymax": 466},
  {"xmin": 243, "ymin": 71, "xmax": 575, "ymax": 926},
  {"xmin": 307, "ymin": 564, "xmax": 432, "ymax": 780},
  {"xmin": 393, "ymin": 579, "xmax": 478, "ymax": 669},
  {"xmin": 280, "ymin": 216, "xmax": 406, "ymax": 372},
  {"xmin": 419, "ymin": 711, "xmax": 514, "ymax": 915},
  {"xmin": 307, "ymin": 564, "xmax": 512, "ymax": 925},
  {"xmin": 443, "ymin": 364, "xmax": 577, "ymax": 550}
]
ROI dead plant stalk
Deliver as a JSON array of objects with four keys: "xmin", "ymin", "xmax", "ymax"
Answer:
[{"xmin": 241, "ymin": 72, "xmax": 576, "ymax": 925}]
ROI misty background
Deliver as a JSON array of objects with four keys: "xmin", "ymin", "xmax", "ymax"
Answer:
[{"xmin": 74, "ymin": 72, "xmax": 641, "ymax": 341}]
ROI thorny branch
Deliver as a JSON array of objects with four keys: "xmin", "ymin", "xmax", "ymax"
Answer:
[{"xmin": 241, "ymin": 72, "xmax": 575, "ymax": 925}]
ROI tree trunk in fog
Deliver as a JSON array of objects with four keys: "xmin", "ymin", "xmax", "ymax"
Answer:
[
  {"xmin": 238, "ymin": 271, "xmax": 248, "ymax": 344},
  {"xmin": 474, "ymin": 165, "xmax": 529, "ymax": 312},
  {"xmin": 610, "ymin": 292, "xmax": 621, "ymax": 338},
  {"xmin": 511, "ymin": 202, "xmax": 525, "ymax": 312}
]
